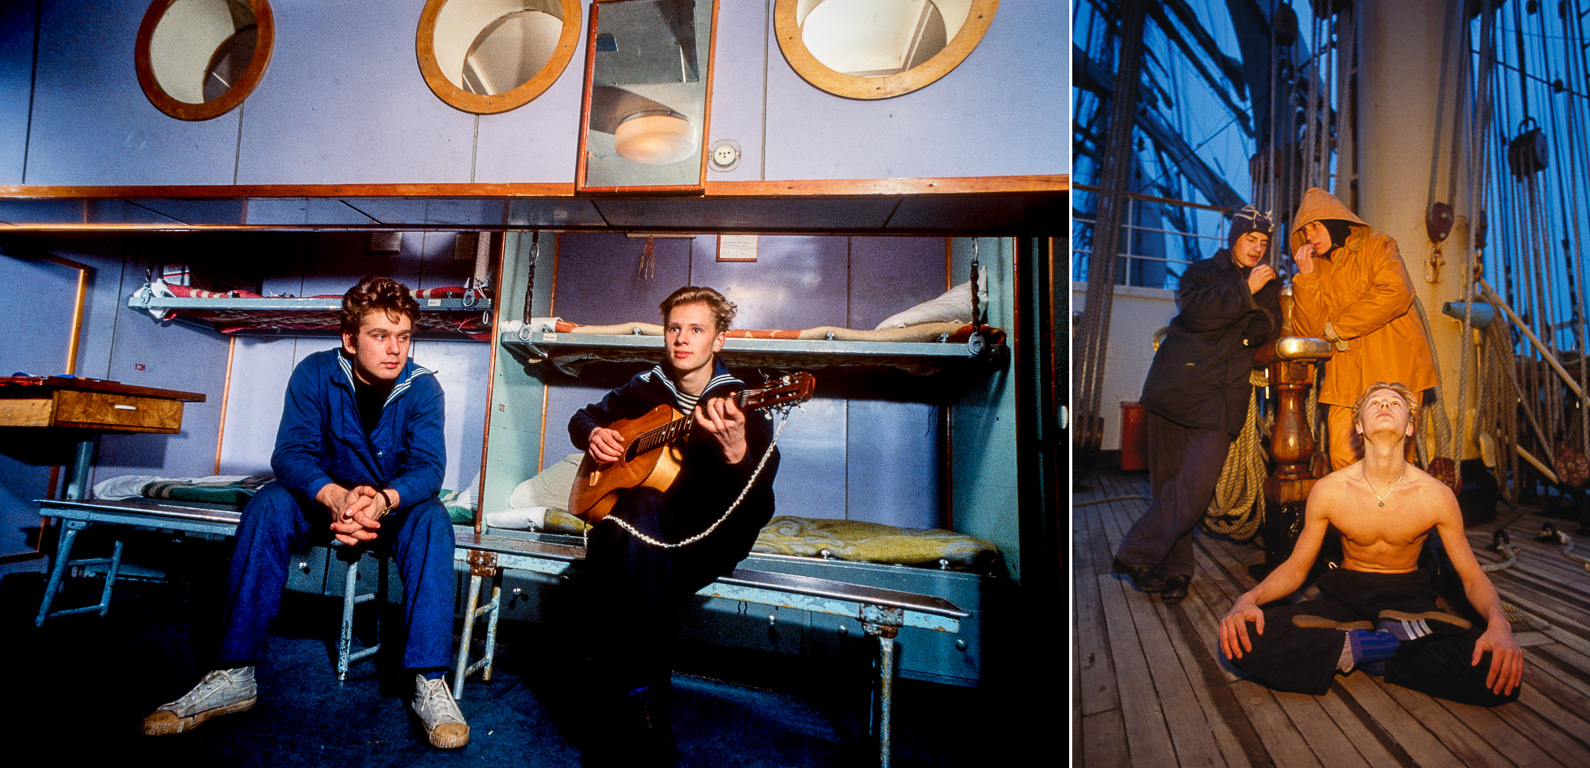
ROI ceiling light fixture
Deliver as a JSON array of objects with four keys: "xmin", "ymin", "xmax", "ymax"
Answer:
[{"xmin": 613, "ymin": 110, "xmax": 696, "ymax": 164}]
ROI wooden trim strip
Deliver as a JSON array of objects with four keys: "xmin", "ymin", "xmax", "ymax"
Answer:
[
  {"xmin": 703, "ymin": 175, "xmax": 1069, "ymax": 197},
  {"xmin": 0, "ymin": 175, "xmax": 1066, "ymax": 200},
  {"xmin": 215, "ymin": 336, "xmax": 235, "ymax": 475}
]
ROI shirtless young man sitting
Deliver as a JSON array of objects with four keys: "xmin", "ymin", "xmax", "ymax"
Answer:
[{"xmin": 1218, "ymin": 382, "xmax": 1523, "ymax": 705}]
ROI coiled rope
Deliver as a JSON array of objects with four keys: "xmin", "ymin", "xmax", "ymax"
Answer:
[{"xmin": 1203, "ymin": 372, "xmax": 1269, "ymax": 541}]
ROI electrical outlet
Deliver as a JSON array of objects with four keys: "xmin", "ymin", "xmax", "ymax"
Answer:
[{"xmin": 708, "ymin": 140, "xmax": 741, "ymax": 171}]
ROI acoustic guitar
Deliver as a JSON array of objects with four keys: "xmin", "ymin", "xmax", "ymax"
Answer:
[{"xmin": 568, "ymin": 372, "xmax": 816, "ymax": 522}]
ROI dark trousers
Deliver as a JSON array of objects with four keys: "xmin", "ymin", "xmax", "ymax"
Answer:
[
  {"xmin": 217, "ymin": 482, "xmax": 457, "ymax": 671},
  {"xmin": 582, "ymin": 487, "xmax": 764, "ymax": 693},
  {"xmin": 1116, "ymin": 413, "xmax": 1231, "ymax": 579},
  {"xmin": 1229, "ymin": 568, "xmax": 1518, "ymax": 706}
]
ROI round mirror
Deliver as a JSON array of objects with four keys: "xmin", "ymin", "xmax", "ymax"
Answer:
[
  {"xmin": 135, "ymin": 0, "xmax": 275, "ymax": 120},
  {"xmin": 775, "ymin": 0, "xmax": 998, "ymax": 99},
  {"xmin": 418, "ymin": 0, "xmax": 582, "ymax": 114}
]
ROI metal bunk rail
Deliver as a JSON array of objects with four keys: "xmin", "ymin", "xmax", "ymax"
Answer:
[{"xmin": 503, "ymin": 329, "xmax": 1001, "ymax": 367}]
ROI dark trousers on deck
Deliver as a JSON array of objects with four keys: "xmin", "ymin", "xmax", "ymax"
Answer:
[
  {"xmin": 217, "ymin": 482, "xmax": 457, "ymax": 671},
  {"xmin": 1116, "ymin": 413, "xmax": 1231, "ymax": 580},
  {"xmin": 1229, "ymin": 568, "xmax": 1518, "ymax": 706},
  {"xmin": 582, "ymin": 487, "xmax": 763, "ymax": 693}
]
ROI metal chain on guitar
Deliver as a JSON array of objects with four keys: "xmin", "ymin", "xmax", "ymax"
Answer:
[{"xmin": 584, "ymin": 408, "xmax": 794, "ymax": 549}]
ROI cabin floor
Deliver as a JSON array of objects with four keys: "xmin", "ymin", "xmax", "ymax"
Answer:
[
  {"xmin": 0, "ymin": 533, "xmax": 1023, "ymax": 767},
  {"xmin": 1074, "ymin": 469, "xmax": 1590, "ymax": 767}
]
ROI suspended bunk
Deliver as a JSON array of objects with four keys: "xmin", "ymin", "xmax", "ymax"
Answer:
[
  {"xmin": 126, "ymin": 282, "xmax": 494, "ymax": 341},
  {"xmin": 498, "ymin": 320, "xmax": 1004, "ymax": 377}
]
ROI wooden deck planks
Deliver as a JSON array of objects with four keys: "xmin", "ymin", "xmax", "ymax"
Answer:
[{"xmin": 1073, "ymin": 471, "xmax": 1590, "ymax": 767}]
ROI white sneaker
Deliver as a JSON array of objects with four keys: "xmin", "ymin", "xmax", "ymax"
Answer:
[
  {"xmin": 141, "ymin": 667, "xmax": 257, "ymax": 736},
  {"xmin": 411, "ymin": 675, "xmax": 470, "ymax": 749}
]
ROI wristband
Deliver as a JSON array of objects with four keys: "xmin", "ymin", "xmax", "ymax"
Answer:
[{"xmin": 381, "ymin": 488, "xmax": 398, "ymax": 511}]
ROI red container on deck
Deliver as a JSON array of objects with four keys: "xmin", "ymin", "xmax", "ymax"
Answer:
[{"xmin": 1119, "ymin": 401, "xmax": 1147, "ymax": 471}]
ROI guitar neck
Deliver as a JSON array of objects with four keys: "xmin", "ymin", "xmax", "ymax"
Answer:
[{"xmin": 630, "ymin": 391, "xmax": 754, "ymax": 455}]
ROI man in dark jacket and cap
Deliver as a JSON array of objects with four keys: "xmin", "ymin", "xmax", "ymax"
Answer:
[{"xmin": 1114, "ymin": 205, "xmax": 1282, "ymax": 602}]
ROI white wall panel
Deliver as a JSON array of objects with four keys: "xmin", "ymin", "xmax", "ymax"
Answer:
[
  {"xmin": 472, "ymin": 0, "xmax": 590, "ymax": 183},
  {"xmin": 236, "ymin": 0, "xmax": 476, "ymax": 184},
  {"xmin": 413, "ymin": 339, "xmax": 490, "ymax": 492},
  {"xmin": 218, "ymin": 336, "xmax": 301, "ymax": 476},
  {"xmin": 703, "ymin": 0, "xmax": 767, "ymax": 182},
  {"xmin": 25, "ymin": 1, "xmax": 242, "ymax": 186},
  {"xmin": 763, "ymin": 1, "xmax": 1066, "ymax": 180}
]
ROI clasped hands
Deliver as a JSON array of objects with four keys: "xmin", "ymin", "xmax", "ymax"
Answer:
[{"xmin": 318, "ymin": 483, "xmax": 397, "ymax": 546}]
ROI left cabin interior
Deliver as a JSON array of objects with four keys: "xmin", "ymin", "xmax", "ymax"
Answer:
[{"xmin": 0, "ymin": 1, "xmax": 1063, "ymax": 765}]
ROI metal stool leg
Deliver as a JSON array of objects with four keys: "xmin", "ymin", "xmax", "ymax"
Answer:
[
  {"xmin": 877, "ymin": 635, "xmax": 895, "ymax": 768},
  {"xmin": 452, "ymin": 573, "xmax": 483, "ymax": 699},
  {"xmin": 452, "ymin": 568, "xmax": 502, "ymax": 699},
  {"xmin": 862, "ymin": 605, "xmax": 905, "ymax": 768},
  {"xmin": 96, "ymin": 539, "xmax": 124, "ymax": 617},
  {"xmin": 337, "ymin": 549, "xmax": 382, "ymax": 680},
  {"xmin": 36, "ymin": 520, "xmax": 84, "ymax": 627},
  {"xmin": 480, "ymin": 580, "xmax": 502, "ymax": 682}
]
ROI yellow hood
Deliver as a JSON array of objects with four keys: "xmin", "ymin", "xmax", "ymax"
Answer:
[{"xmin": 1289, "ymin": 187, "xmax": 1369, "ymax": 253}]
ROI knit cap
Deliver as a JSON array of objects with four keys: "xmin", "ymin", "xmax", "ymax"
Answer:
[{"xmin": 1229, "ymin": 205, "xmax": 1273, "ymax": 248}]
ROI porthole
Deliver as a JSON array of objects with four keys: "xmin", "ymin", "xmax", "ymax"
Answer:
[
  {"xmin": 417, "ymin": 0, "xmax": 582, "ymax": 115},
  {"xmin": 135, "ymin": 0, "xmax": 275, "ymax": 121},
  {"xmin": 774, "ymin": 0, "xmax": 998, "ymax": 100}
]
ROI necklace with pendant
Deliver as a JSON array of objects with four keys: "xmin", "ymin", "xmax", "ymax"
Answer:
[{"xmin": 1366, "ymin": 466, "xmax": 1405, "ymax": 507}]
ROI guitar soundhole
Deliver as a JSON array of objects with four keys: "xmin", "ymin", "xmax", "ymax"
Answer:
[{"xmin": 624, "ymin": 444, "xmax": 637, "ymax": 462}]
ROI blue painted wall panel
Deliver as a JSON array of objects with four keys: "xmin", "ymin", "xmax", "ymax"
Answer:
[
  {"xmin": 849, "ymin": 236, "xmax": 947, "ymax": 330},
  {"xmin": 0, "ymin": 249, "xmax": 82, "ymax": 558},
  {"xmin": 0, "ymin": 252, "xmax": 82, "ymax": 377},
  {"xmin": 845, "ymin": 399, "xmax": 941, "ymax": 528},
  {"xmin": 25, "ymin": 2, "xmax": 242, "ymax": 186},
  {"xmin": 766, "ymin": 396, "xmax": 847, "ymax": 518},
  {"xmin": 473, "ymin": 0, "xmax": 590, "ymax": 184},
  {"xmin": 0, "ymin": 0, "xmax": 34, "ymax": 185},
  {"xmin": 235, "ymin": 0, "xmax": 476, "ymax": 184},
  {"xmin": 704, "ymin": 0, "xmax": 767, "ymax": 182},
  {"xmin": 688, "ymin": 235, "xmax": 848, "ymax": 329},
  {"xmin": 763, "ymin": 2, "xmax": 1067, "ymax": 180},
  {"xmin": 553, "ymin": 233, "xmax": 692, "ymax": 323}
]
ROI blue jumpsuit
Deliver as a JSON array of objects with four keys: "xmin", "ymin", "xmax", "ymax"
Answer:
[{"xmin": 218, "ymin": 349, "xmax": 455, "ymax": 672}]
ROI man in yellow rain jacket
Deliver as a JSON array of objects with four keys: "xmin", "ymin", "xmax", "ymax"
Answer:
[{"xmin": 1289, "ymin": 187, "xmax": 1438, "ymax": 470}]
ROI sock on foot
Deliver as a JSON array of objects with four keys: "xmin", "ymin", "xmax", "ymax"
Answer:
[{"xmin": 1347, "ymin": 629, "xmax": 1399, "ymax": 668}]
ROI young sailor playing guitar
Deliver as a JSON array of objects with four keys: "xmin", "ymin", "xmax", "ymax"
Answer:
[{"xmin": 569, "ymin": 286, "xmax": 782, "ymax": 766}]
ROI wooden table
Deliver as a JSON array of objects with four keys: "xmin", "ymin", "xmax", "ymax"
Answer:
[{"xmin": 0, "ymin": 376, "xmax": 205, "ymax": 498}]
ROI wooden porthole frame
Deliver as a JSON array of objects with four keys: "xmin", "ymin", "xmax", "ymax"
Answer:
[
  {"xmin": 416, "ymin": 0, "xmax": 582, "ymax": 115},
  {"xmin": 134, "ymin": 0, "xmax": 275, "ymax": 121},
  {"xmin": 773, "ymin": 0, "xmax": 999, "ymax": 100}
]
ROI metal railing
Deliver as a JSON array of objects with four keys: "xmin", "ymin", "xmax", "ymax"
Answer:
[{"xmin": 1072, "ymin": 184, "xmax": 1239, "ymax": 292}]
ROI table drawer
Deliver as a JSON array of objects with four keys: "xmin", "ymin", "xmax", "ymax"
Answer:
[{"xmin": 53, "ymin": 390, "xmax": 185, "ymax": 432}]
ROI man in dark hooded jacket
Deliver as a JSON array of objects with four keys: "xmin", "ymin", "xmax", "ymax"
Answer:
[{"xmin": 1114, "ymin": 205, "xmax": 1282, "ymax": 602}]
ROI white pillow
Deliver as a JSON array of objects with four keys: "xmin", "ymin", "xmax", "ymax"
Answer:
[
  {"xmin": 507, "ymin": 452, "xmax": 584, "ymax": 510},
  {"xmin": 873, "ymin": 267, "xmax": 989, "ymax": 330},
  {"xmin": 485, "ymin": 507, "xmax": 550, "ymax": 530}
]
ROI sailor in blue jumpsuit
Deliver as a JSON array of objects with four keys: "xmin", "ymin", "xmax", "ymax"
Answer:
[{"xmin": 143, "ymin": 276, "xmax": 468, "ymax": 749}]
